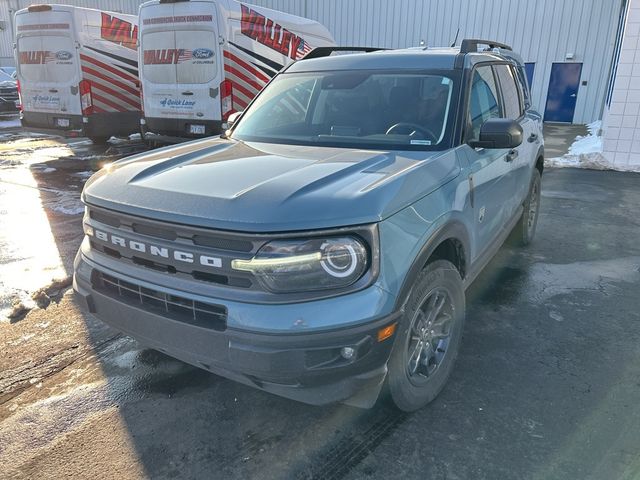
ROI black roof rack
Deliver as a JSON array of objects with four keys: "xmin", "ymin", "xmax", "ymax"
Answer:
[
  {"xmin": 301, "ymin": 46, "xmax": 388, "ymax": 60},
  {"xmin": 459, "ymin": 39, "xmax": 512, "ymax": 54}
]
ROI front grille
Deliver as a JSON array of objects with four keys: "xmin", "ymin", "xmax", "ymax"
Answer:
[
  {"xmin": 92, "ymin": 271, "xmax": 227, "ymax": 331},
  {"xmin": 89, "ymin": 240, "xmax": 253, "ymax": 288},
  {"xmin": 89, "ymin": 208, "xmax": 254, "ymax": 252}
]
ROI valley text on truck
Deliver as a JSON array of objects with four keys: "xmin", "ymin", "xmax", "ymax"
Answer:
[
  {"xmin": 137, "ymin": 0, "xmax": 334, "ymax": 142},
  {"xmin": 14, "ymin": 4, "xmax": 141, "ymax": 143}
]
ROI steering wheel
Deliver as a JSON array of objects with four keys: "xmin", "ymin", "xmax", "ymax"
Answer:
[{"xmin": 385, "ymin": 122, "xmax": 438, "ymax": 142}]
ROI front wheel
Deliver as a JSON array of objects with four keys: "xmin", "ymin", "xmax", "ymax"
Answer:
[{"xmin": 386, "ymin": 260, "xmax": 465, "ymax": 412}]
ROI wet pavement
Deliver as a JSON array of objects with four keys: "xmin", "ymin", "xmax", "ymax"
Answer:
[
  {"xmin": 0, "ymin": 124, "xmax": 147, "ymax": 319},
  {"xmin": 1, "ymin": 122, "xmax": 640, "ymax": 479},
  {"xmin": 543, "ymin": 123, "xmax": 588, "ymax": 159}
]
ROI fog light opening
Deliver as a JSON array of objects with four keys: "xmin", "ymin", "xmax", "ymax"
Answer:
[{"xmin": 340, "ymin": 346, "xmax": 356, "ymax": 360}]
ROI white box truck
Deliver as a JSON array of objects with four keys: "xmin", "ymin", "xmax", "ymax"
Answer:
[
  {"xmin": 138, "ymin": 0, "xmax": 334, "ymax": 142},
  {"xmin": 15, "ymin": 4, "xmax": 141, "ymax": 143}
]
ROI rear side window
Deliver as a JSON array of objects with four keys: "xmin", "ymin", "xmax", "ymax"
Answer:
[
  {"xmin": 17, "ymin": 35, "xmax": 77, "ymax": 83},
  {"xmin": 515, "ymin": 65, "xmax": 532, "ymax": 108},
  {"xmin": 468, "ymin": 66, "xmax": 501, "ymax": 141},
  {"xmin": 494, "ymin": 64, "xmax": 523, "ymax": 119}
]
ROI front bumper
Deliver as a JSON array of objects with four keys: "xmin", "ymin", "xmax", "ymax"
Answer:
[{"xmin": 74, "ymin": 251, "xmax": 400, "ymax": 407}]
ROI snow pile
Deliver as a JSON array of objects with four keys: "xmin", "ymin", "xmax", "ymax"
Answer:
[
  {"xmin": 568, "ymin": 120, "xmax": 603, "ymax": 155},
  {"xmin": 546, "ymin": 120, "xmax": 640, "ymax": 172}
]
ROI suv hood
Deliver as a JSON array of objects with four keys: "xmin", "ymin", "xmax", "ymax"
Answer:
[{"xmin": 83, "ymin": 138, "xmax": 460, "ymax": 232}]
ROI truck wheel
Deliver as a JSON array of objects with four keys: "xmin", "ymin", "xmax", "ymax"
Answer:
[
  {"xmin": 386, "ymin": 260, "xmax": 465, "ymax": 412},
  {"xmin": 89, "ymin": 136, "xmax": 109, "ymax": 145},
  {"xmin": 511, "ymin": 169, "xmax": 541, "ymax": 246}
]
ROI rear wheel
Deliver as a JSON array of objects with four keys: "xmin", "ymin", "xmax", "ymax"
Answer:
[
  {"xmin": 511, "ymin": 168, "xmax": 541, "ymax": 246},
  {"xmin": 386, "ymin": 260, "xmax": 465, "ymax": 412}
]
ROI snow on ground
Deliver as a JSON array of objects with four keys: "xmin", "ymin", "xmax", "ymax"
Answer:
[
  {"xmin": 44, "ymin": 189, "xmax": 84, "ymax": 215},
  {"xmin": 546, "ymin": 120, "xmax": 640, "ymax": 172}
]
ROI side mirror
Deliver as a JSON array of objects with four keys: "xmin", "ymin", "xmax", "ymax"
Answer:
[
  {"xmin": 226, "ymin": 111, "xmax": 242, "ymax": 129},
  {"xmin": 469, "ymin": 118, "xmax": 523, "ymax": 149}
]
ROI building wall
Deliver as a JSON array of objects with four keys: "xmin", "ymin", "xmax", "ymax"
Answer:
[
  {"xmin": 250, "ymin": 0, "xmax": 625, "ymax": 124},
  {"xmin": 0, "ymin": 0, "xmax": 626, "ymax": 124},
  {"xmin": 602, "ymin": 0, "xmax": 640, "ymax": 168}
]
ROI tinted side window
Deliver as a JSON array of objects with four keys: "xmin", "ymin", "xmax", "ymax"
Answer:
[
  {"xmin": 495, "ymin": 64, "xmax": 523, "ymax": 119},
  {"xmin": 468, "ymin": 66, "xmax": 501, "ymax": 141},
  {"xmin": 515, "ymin": 65, "xmax": 531, "ymax": 108}
]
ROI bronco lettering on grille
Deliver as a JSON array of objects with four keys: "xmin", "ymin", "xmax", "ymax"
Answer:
[{"xmin": 94, "ymin": 229, "xmax": 222, "ymax": 268}]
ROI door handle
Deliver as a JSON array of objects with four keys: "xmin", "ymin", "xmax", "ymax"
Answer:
[
  {"xmin": 506, "ymin": 149, "xmax": 519, "ymax": 162},
  {"xmin": 527, "ymin": 133, "xmax": 538, "ymax": 143},
  {"xmin": 49, "ymin": 88, "xmax": 58, "ymax": 93},
  {"xmin": 570, "ymin": 93, "xmax": 577, "ymax": 98},
  {"xmin": 181, "ymin": 91, "xmax": 194, "ymax": 96}
]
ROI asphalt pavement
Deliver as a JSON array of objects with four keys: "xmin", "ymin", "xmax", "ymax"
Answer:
[{"xmin": 1, "ymin": 125, "xmax": 639, "ymax": 480}]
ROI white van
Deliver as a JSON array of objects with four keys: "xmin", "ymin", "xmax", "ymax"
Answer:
[
  {"xmin": 15, "ymin": 4, "xmax": 141, "ymax": 143},
  {"xmin": 138, "ymin": 0, "xmax": 334, "ymax": 142}
]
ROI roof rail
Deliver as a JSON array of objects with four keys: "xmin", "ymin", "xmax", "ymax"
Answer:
[
  {"xmin": 301, "ymin": 46, "xmax": 388, "ymax": 60},
  {"xmin": 459, "ymin": 39, "xmax": 512, "ymax": 54}
]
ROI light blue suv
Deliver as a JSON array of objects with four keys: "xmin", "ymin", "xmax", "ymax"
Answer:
[{"xmin": 73, "ymin": 39, "xmax": 544, "ymax": 412}]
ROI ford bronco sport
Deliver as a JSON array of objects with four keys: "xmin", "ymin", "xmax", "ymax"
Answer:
[{"xmin": 74, "ymin": 39, "xmax": 544, "ymax": 412}]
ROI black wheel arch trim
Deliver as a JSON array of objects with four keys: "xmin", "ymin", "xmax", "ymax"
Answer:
[{"xmin": 394, "ymin": 219, "xmax": 471, "ymax": 312}]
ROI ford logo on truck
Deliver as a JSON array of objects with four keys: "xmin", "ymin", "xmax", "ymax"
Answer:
[
  {"xmin": 192, "ymin": 48, "xmax": 214, "ymax": 59},
  {"xmin": 55, "ymin": 50, "xmax": 73, "ymax": 61}
]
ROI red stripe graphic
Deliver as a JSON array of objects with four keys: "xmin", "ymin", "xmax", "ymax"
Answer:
[
  {"xmin": 90, "ymin": 81, "xmax": 140, "ymax": 109},
  {"xmin": 92, "ymin": 105, "xmax": 107, "ymax": 113},
  {"xmin": 92, "ymin": 91, "xmax": 127, "ymax": 112},
  {"xmin": 233, "ymin": 95, "xmax": 248, "ymax": 109},
  {"xmin": 223, "ymin": 50, "xmax": 270, "ymax": 83},
  {"xmin": 81, "ymin": 65, "xmax": 139, "ymax": 97},
  {"xmin": 226, "ymin": 76, "xmax": 256, "ymax": 101},
  {"xmin": 223, "ymin": 64, "xmax": 265, "ymax": 92},
  {"xmin": 79, "ymin": 53, "xmax": 139, "ymax": 84}
]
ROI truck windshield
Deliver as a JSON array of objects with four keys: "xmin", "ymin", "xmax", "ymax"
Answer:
[{"xmin": 232, "ymin": 70, "xmax": 457, "ymax": 150}]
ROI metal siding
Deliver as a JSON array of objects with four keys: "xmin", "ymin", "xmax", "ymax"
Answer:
[
  {"xmin": 248, "ymin": 0, "xmax": 623, "ymax": 123},
  {"xmin": 0, "ymin": 0, "xmax": 624, "ymax": 122}
]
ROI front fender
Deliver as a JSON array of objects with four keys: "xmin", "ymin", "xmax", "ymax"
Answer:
[{"xmin": 377, "ymin": 186, "xmax": 472, "ymax": 312}]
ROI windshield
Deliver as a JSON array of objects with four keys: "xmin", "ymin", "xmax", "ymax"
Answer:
[
  {"xmin": 232, "ymin": 70, "xmax": 458, "ymax": 150},
  {"xmin": 0, "ymin": 71, "xmax": 14, "ymax": 82}
]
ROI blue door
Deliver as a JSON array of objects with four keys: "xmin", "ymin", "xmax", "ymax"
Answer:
[
  {"xmin": 544, "ymin": 62, "xmax": 583, "ymax": 122},
  {"xmin": 524, "ymin": 63, "xmax": 535, "ymax": 88}
]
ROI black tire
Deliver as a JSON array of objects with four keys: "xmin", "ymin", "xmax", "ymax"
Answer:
[
  {"xmin": 89, "ymin": 136, "xmax": 110, "ymax": 145},
  {"xmin": 511, "ymin": 168, "xmax": 542, "ymax": 246},
  {"xmin": 386, "ymin": 260, "xmax": 465, "ymax": 412}
]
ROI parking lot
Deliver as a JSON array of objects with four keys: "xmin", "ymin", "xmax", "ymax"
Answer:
[{"xmin": 0, "ymin": 124, "xmax": 639, "ymax": 479}]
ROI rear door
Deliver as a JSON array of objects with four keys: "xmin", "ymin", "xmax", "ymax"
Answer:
[
  {"xmin": 494, "ymin": 63, "xmax": 537, "ymax": 207},
  {"xmin": 140, "ymin": 1, "xmax": 221, "ymax": 130},
  {"xmin": 16, "ymin": 10, "xmax": 81, "ymax": 119},
  {"xmin": 464, "ymin": 65, "xmax": 518, "ymax": 256}
]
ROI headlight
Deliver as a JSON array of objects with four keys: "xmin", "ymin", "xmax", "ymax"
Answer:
[{"xmin": 232, "ymin": 236, "xmax": 369, "ymax": 293}]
